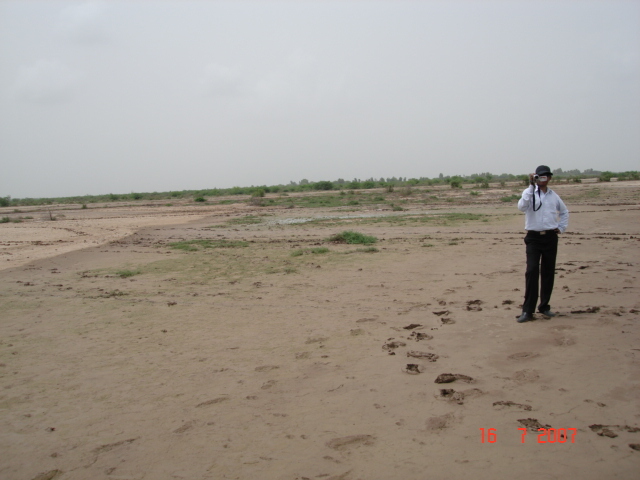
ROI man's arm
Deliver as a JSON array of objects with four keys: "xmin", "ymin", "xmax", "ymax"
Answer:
[
  {"xmin": 557, "ymin": 196, "xmax": 569, "ymax": 233},
  {"xmin": 517, "ymin": 186, "xmax": 534, "ymax": 212}
]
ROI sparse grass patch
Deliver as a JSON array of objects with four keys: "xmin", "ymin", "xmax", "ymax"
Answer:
[
  {"xmin": 115, "ymin": 269, "xmax": 141, "ymax": 278},
  {"xmin": 168, "ymin": 239, "xmax": 249, "ymax": 251},
  {"xmin": 440, "ymin": 213, "xmax": 483, "ymax": 222},
  {"xmin": 225, "ymin": 215, "xmax": 263, "ymax": 226},
  {"xmin": 327, "ymin": 230, "xmax": 377, "ymax": 244},
  {"xmin": 500, "ymin": 194, "xmax": 520, "ymax": 202},
  {"xmin": 353, "ymin": 246, "xmax": 379, "ymax": 253},
  {"xmin": 101, "ymin": 289, "xmax": 128, "ymax": 298},
  {"xmin": 290, "ymin": 247, "xmax": 330, "ymax": 257}
]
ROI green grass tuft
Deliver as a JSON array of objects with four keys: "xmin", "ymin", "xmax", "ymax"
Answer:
[
  {"xmin": 327, "ymin": 230, "xmax": 377, "ymax": 245},
  {"xmin": 115, "ymin": 269, "xmax": 141, "ymax": 278}
]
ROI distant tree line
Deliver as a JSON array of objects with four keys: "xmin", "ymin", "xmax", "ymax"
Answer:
[{"xmin": 1, "ymin": 168, "xmax": 638, "ymax": 207}]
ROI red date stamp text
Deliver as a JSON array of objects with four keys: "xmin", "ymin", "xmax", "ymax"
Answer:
[{"xmin": 480, "ymin": 427, "xmax": 577, "ymax": 443}]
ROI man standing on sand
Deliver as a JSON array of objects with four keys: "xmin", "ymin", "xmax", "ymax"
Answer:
[{"xmin": 516, "ymin": 165, "xmax": 569, "ymax": 323}]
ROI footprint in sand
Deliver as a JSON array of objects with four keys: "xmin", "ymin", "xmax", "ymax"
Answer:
[
  {"xmin": 403, "ymin": 364, "xmax": 424, "ymax": 375},
  {"xmin": 410, "ymin": 332, "xmax": 433, "ymax": 341},
  {"xmin": 551, "ymin": 325, "xmax": 575, "ymax": 331},
  {"xmin": 306, "ymin": 336, "xmax": 329, "ymax": 344},
  {"xmin": 403, "ymin": 324, "xmax": 423, "ymax": 330},
  {"xmin": 492, "ymin": 401, "xmax": 532, "ymax": 411},
  {"xmin": 589, "ymin": 424, "xmax": 640, "ymax": 438},
  {"xmin": 424, "ymin": 413, "xmax": 456, "ymax": 431},
  {"xmin": 512, "ymin": 369, "xmax": 540, "ymax": 385},
  {"xmin": 507, "ymin": 352, "xmax": 540, "ymax": 361},
  {"xmin": 434, "ymin": 373, "xmax": 474, "ymax": 384},
  {"xmin": 466, "ymin": 300, "xmax": 483, "ymax": 311},
  {"xmin": 518, "ymin": 418, "xmax": 551, "ymax": 432},
  {"xmin": 30, "ymin": 471, "xmax": 62, "ymax": 480},
  {"xmin": 407, "ymin": 351, "xmax": 439, "ymax": 362},
  {"xmin": 552, "ymin": 336, "xmax": 576, "ymax": 346},
  {"xmin": 571, "ymin": 306, "xmax": 600, "ymax": 314},
  {"xmin": 255, "ymin": 365, "xmax": 280, "ymax": 372},
  {"xmin": 439, "ymin": 389, "xmax": 465, "ymax": 404},
  {"xmin": 261, "ymin": 380, "xmax": 277, "ymax": 390},
  {"xmin": 439, "ymin": 388, "xmax": 483, "ymax": 405},
  {"xmin": 173, "ymin": 420, "xmax": 197, "ymax": 434},
  {"xmin": 196, "ymin": 397, "xmax": 229, "ymax": 407},
  {"xmin": 356, "ymin": 317, "xmax": 378, "ymax": 323},
  {"xmin": 326, "ymin": 434, "xmax": 375, "ymax": 451},
  {"xmin": 383, "ymin": 340, "xmax": 407, "ymax": 351}
]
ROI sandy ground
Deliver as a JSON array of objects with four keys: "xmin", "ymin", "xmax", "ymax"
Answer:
[{"xmin": 1, "ymin": 181, "xmax": 639, "ymax": 480}]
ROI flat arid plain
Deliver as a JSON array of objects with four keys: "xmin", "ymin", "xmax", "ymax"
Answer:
[{"xmin": 1, "ymin": 181, "xmax": 639, "ymax": 480}]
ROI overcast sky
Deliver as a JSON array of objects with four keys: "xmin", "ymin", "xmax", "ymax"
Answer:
[{"xmin": 0, "ymin": 1, "xmax": 638, "ymax": 198}]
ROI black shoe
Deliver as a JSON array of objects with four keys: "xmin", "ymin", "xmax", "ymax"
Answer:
[
  {"xmin": 517, "ymin": 312, "xmax": 534, "ymax": 323},
  {"xmin": 540, "ymin": 310, "xmax": 557, "ymax": 317}
]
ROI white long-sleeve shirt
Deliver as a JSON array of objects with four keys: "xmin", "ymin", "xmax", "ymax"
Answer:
[{"xmin": 517, "ymin": 185, "xmax": 569, "ymax": 233}]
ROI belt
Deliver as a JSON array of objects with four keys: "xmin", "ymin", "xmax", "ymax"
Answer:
[{"xmin": 527, "ymin": 229, "xmax": 557, "ymax": 235}]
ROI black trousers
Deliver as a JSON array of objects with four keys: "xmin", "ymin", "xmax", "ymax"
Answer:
[{"xmin": 523, "ymin": 231, "xmax": 558, "ymax": 314}]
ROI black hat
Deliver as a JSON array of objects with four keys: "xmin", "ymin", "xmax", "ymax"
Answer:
[{"xmin": 536, "ymin": 165, "xmax": 552, "ymax": 176}]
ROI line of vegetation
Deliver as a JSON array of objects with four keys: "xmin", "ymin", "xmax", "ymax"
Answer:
[
  {"xmin": 2, "ymin": 169, "xmax": 637, "ymax": 207},
  {"xmin": 168, "ymin": 239, "xmax": 249, "ymax": 251},
  {"xmin": 343, "ymin": 246, "xmax": 379, "ymax": 254},
  {"xmin": 290, "ymin": 247, "xmax": 330, "ymax": 257}
]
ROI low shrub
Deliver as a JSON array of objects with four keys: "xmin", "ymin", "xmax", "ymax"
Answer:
[
  {"xmin": 116, "ymin": 269, "xmax": 141, "ymax": 278},
  {"xmin": 327, "ymin": 230, "xmax": 377, "ymax": 245}
]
